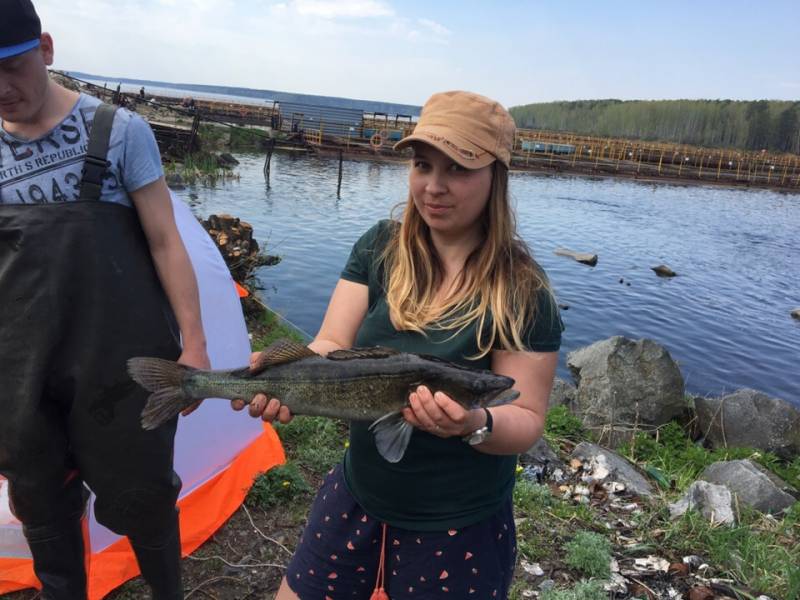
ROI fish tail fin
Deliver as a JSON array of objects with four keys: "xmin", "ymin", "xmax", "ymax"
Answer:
[
  {"xmin": 127, "ymin": 357, "xmax": 193, "ymax": 430},
  {"xmin": 369, "ymin": 411, "xmax": 414, "ymax": 463}
]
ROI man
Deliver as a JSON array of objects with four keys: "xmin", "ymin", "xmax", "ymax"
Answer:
[{"xmin": 0, "ymin": 1, "xmax": 209, "ymax": 598}]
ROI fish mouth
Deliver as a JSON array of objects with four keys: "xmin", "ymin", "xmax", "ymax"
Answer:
[{"xmin": 487, "ymin": 388, "xmax": 520, "ymax": 406}]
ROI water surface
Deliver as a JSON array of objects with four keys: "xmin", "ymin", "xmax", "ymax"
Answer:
[{"xmin": 173, "ymin": 153, "xmax": 800, "ymax": 406}]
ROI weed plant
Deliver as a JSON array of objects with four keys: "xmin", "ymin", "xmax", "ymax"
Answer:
[
  {"xmin": 564, "ymin": 531, "xmax": 612, "ymax": 579},
  {"xmin": 275, "ymin": 417, "xmax": 347, "ymax": 473},
  {"xmin": 545, "ymin": 405, "xmax": 587, "ymax": 443},
  {"xmin": 620, "ymin": 421, "xmax": 800, "ymax": 492},
  {"xmin": 246, "ymin": 463, "xmax": 311, "ymax": 510},
  {"xmin": 538, "ymin": 580, "xmax": 607, "ymax": 600}
]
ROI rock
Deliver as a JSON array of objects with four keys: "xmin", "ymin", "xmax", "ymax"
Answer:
[
  {"xmin": 522, "ymin": 438, "xmax": 566, "ymax": 482},
  {"xmin": 538, "ymin": 579, "xmax": 555, "ymax": 592},
  {"xmin": 548, "ymin": 377, "xmax": 576, "ymax": 409},
  {"xmin": 571, "ymin": 442, "xmax": 655, "ymax": 498},
  {"xmin": 165, "ymin": 173, "xmax": 185, "ymax": 190},
  {"xmin": 567, "ymin": 337, "xmax": 686, "ymax": 447},
  {"xmin": 694, "ymin": 389, "xmax": 800, "ymax": 459},
  {"xmin": 791, "ymin": 308, "xmax": 800, "ymax": 320},
  {"xmin": 217, "ymin": 152, "xmax": 240, "ymax": 168},
  {"xmin": 699, "ymin": 459, "xmax": 797, "ymax": 515},
  {"xmin": 652, "ymin": 264, "xmax": 677, "ymax": 277},
  {"xmin": 682, "ymin": 555, "xmax": 704, "ymax": 568},
  {"xmin": 521, "ymin": 560, "xmax": 545, "ymax": 577},
  {"xmin": 554, "ymin": 248, "xmax": 598, "ymax": 266},
  {"xmin": 669, "ymin": 481, "xmax": 735, "ymax": 524},
  {"xmin": 557, "ymin": 303, "xmax": 569, "ymax": 310}
]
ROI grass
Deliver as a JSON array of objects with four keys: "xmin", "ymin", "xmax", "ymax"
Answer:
[
  {"xmin": 544, "ymin": 404, "xmax": 589, "ymax": 445},
  {"xmin": 198, "ymin": 123, "xmax": 274, "ymax": 152},
  {"xmin": 163, "ymin": 150, "xmax": 239, "ymax": 186},
  {"xmin": 538, "ymin": 580, "xmax": 607, "ymax": 600},
  {"xmin": 246, "ymin": 463, "xmax": 311, "ymax": 510},
  {"xmin": 619, "ymin": 421, "xmax": 800, "ymax": 492}
]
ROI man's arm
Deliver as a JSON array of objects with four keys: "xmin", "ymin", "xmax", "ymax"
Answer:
[{"xmin": 131, "ymin": 177, "xmax": 210, "ymax": 413}]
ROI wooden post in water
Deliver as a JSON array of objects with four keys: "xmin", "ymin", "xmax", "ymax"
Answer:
[
  {"xmin": 337, "ymin": 150, "xmax": 343, "ymax": 198},
  {"xmin": 264, "ymin": 138, "xmax": 274, "ymax": 186}
]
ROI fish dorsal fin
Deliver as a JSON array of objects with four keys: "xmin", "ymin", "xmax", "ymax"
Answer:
[
  {"xmin": 326, "ymin": 346, "xmax": 400, "ymax": 361},
  {"xmin": 251, "ymin": 339, "xmax": 317, "ymax": 374}
]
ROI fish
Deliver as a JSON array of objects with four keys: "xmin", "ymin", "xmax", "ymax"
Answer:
[{"xmin": 127, "ymin": 338, "xmax": 519, "ymax": 463}]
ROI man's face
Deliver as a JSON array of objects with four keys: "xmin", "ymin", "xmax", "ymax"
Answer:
[{"xmin": 0, "ymin": 34, "xmax": 53, "ymax": 125}]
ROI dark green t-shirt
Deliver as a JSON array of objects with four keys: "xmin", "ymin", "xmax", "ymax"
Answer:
[{"xmin": 341, "ymin": 220, "xmax": 562, "ymax": 531}]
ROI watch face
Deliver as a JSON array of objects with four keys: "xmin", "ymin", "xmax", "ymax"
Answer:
[{"xmin": 467, "ymin": 426, "xmax": 490, "ymax": 445}]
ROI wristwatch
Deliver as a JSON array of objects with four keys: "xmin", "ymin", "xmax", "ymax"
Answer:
[{"xmin": 462, "ymin": 408, "xmax": 493, "ymax": 446}]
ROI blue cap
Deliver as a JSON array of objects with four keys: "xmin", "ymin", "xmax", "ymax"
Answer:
[{"xmin": 0, "ymin": 0, "xmax": 42, "ymax": 60}]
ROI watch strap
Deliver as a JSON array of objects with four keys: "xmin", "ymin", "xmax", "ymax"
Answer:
[{"xmin": 482, "ymin": 407, "xmax": 493, "ymax": 433}]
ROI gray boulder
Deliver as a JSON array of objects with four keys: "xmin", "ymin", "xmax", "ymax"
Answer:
[
  {"xmin": 548, "ymin": 378, "xmax": 576, "ymax": 409},
  {"xmin": 567, "ymin": 337, "xmax": 686, "ymax": 447},
  {"xmin": 694, "ymin": 389, "xmax": 800, "ymax": 459},
  {"xmin": 700, "ymin": 460, "xmax": 797, "ymax": 515},
  {"xmin": 571, "ymin": 442, "xmax": 655, "ymax": 498},
  {"xmin": 669, "ymin": 481, "xmax": 735, "ymax": 524}
]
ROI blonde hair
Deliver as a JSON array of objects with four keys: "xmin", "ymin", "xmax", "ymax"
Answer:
[{"xmin": 382, "ymin": 161, "xmax": 553, "ymax": 358}]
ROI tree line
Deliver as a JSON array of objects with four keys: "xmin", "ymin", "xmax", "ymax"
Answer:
[{"xmin": 509, "ymin": 100, "xmax": 800, "ymax": 154}]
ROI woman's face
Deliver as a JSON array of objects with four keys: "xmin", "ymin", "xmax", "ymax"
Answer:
[{"xmin": 408, "ymin": 144, "xmax": 493, "ymax": 240}]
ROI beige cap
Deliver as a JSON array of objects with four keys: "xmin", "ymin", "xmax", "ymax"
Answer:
[{"xmin": 395, "ymin": 90, "xmax": 516, "ymax": 169}]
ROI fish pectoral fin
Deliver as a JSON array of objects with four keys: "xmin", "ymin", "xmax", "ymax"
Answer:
[
  {"xmin": 327, "ymin": 346, "xmax": 400, "ymax": 361},
  {"xmin": 251, "ymin": 339, "xmax": 318, "ymax": 374},
  {"xmin": 369, "ymin": 411, "xmax": 413, "ymax": 463}
]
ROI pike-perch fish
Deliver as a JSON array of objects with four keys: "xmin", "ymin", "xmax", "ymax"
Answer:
[{"xmin": 127, "ymin": 339, "xmax": 519, "ymax": 462}]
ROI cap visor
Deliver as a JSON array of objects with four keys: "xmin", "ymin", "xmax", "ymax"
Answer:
[
  {"xmin": 395, "ymin": 125, "xmax": 495, "ymax": 170},
  {"xmin": 0, "ymin": 38, "xmax": 40, "ymax": 60}
]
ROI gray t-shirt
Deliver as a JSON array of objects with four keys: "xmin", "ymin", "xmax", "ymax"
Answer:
[{"xmin": 0, "ymin": 94, "xmax": 163, "ymax": 206}]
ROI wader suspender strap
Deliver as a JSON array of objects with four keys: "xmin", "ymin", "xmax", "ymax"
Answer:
[{"xmin": 78, "ymin": 103, "xmax": 118, "ymax": 201}]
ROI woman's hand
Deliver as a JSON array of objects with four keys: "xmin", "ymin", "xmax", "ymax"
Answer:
[
  {"xmin": 230, "ymin": 352, "xmax": 293, "ymax": 423},
  {"xmin": 402, "ymin": 385, "xmax": 484, "ymax": 438}
]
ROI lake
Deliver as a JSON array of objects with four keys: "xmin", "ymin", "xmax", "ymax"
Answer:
[{"xmin": 172, "ymin": 152, "xmax": 800, "ymax": 406}]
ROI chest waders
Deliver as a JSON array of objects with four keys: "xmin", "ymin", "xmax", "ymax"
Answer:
[{"xmin": 0, "ymin": 105, "xmax": 184, "ymax": 599}]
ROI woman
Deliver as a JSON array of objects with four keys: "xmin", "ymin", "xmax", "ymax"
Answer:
[{"xmin": 235, "ymin": 90, "xmax": 562, "ymax": 599}]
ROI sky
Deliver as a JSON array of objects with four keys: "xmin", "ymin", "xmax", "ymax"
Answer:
[{"xmin": 35, "ymin": 0, "xmax": 800, "ymax": 108}]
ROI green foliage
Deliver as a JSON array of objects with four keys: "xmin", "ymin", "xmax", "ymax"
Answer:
[
  {"xmin": 513, "ymin": 479, "xmax": 553, "ymax": 513},
  {"xmin": 163, "ymin": 150, "xmax": 234, "ymax": 186},
  {"xmin": 545, "ymin": 405, "xmax": 586, "ymax": 441},
  {"xmin": 539, "ymin": 579, "xmax": 608, "ymax": 600},
  {"xmin": 250, "ymin": 309, "xmax": 307, "ymax": 350},
  {"xmin": 661, "ymin": 508, "xmax": 800, "ymax": 599},
  {"xmin": 564, "ymin": 531, "xmax": 612, "ymax": 579},
  {"xmin": 276, "ymin": 416, "xmax": 346, "ymax": 472},
  {"xmin": 246, "ymin": 463, "xmax": 311, "ymax": 510},
  {"xmin": 198, "ymin": 123, "xmax": 272, "ymax": 152},
  {"xmin": 620, "ymin": 420, "xmax": 799, "ymax": 492},
  {"xmin": 509, "ymin": 99, "xmax": 800, "ymax": 153}
]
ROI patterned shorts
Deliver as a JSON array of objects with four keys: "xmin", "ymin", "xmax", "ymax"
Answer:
[{"xmin": 286, "ymin": 464, "xmax": 517, "ymax": 599}]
